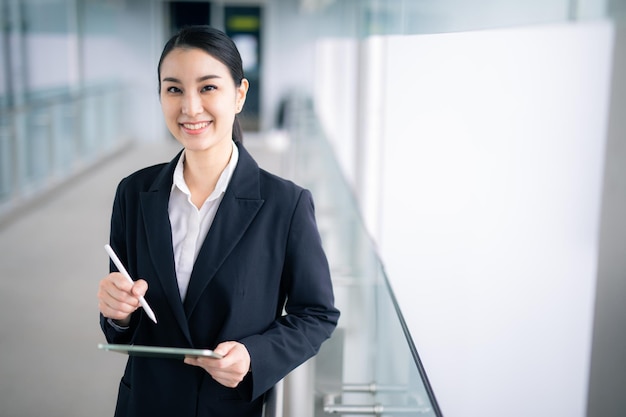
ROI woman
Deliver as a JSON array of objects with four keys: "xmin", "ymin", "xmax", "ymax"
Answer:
[{"xmin": 97, "ymin": 25, "xmax": 340, "ymax": 417}]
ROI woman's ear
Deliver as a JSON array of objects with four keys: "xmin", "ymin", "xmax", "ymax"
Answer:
[{"xmin": 236, "ymin": 78, "xmax": 249, "ymax": 113}]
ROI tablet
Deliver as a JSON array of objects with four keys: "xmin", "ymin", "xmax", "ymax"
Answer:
[{"xmin": 98, "ymin": 343, "xmax": 223, "ymax": 359}]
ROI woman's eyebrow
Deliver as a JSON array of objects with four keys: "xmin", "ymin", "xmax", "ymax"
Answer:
[
  {"xmin": 197, "ymin": 74, "xmax": 221, "ymax": 82},
  {"xmin": 161, "ymin": 75, "xmax": 221, "ymax": 83}
]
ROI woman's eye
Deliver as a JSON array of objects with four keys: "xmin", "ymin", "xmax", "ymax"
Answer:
[
  {"xmin": 201, "ymin": 85, "xmax": 217, "ymax": 92},
  {"xmin": 166, "ymin": 86, "xmax": 181, "ymax": 94}
]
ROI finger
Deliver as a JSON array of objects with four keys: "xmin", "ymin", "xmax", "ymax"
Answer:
[
  {"xmin": 213, "ymin": 341, "xmax": 238, "ymax": 358},
  {"xmin": 184, "ymin": 354, "xmax": 224, "ymax": 376},
  {"xmin": 209, "ymin": 342, "xmax": 250, "ymax": 376},
  {"xmin": 183, "ymin": 356, "xmax": 220, "ymax": 376},
  {"xmin": 108, "ymin": 272, "xmax": 134, "ymax": 292},
  {"xmin": 98, "ymin": 291, "xmax": 139, "ymax": 317},
  {"xmin": 101, "ymin": 282, "xmax": 140, "ymax": 307},
  {"xmin": 99, "ymin": 293, "xmax": 138, "ymax": 313},
  {"xmin": 131, "ymin": 279, "xmax": 148, "ymax": 298},
  {"xmin": 98, "ymin": 299, "xmax": 136, "ymax": 322},
  {"xmin": 183, "ymin": 353, "xmax": 247, "ymax": 388},
  {"xmin": 97, "ymin": 275, "xmax": 141, "ymax": 320},
  {"xmin": 183, "ymin": 356, "xmax": 200, "ymax": 367}
]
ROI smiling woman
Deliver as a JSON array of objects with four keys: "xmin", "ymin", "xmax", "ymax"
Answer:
[
  {"xmin": 96, "ymin": 25, "xmax": 340, "ymax": 417},
  {"xmin": 159, "ymin": 48, "xmax": 248, "ymax": 158}
]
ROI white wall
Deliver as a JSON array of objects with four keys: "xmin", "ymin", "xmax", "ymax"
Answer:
[
  {"xmin": 376, "ymin": 21, "xmax": 614, "ymax": 417},
  {"xmin": 261, "ymin": 0, "xmax": 319, "ymax": 131},
  {"xmin": 586, "ymin": 18, "xmax": 626, "ymax": 417}
]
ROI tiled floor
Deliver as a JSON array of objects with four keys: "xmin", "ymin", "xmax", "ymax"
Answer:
[{"xmin": 0, "ymin": 135, "xmax": 287, "ymax": 417}]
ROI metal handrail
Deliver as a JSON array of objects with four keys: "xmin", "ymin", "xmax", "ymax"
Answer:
[
  {"xmin": 0, "ymin": 83, "xmax": 129, "ymax": 225},
  {"xmin": 0, "ymin": 82, "xmax": 123, "ymax": 115},
  {"xmin": 323, "ymin": 393, "xmax": 433, "ymax": 415}
]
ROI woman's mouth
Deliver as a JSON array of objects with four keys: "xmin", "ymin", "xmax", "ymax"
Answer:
[
  {"xmin": 180, "ymin": 121, "xmax": 211, "ymax": 134},
  {"xmin": 182, "ymin": 122, "xmax": 209, "ymax": 130}
]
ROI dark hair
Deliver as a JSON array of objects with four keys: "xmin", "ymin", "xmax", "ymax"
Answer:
[{"xmin": 158, "ymin": 25, "xmax": 245, "ymax": 143}]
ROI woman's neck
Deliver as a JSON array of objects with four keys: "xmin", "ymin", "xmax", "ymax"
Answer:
[{"xmin": 183, "ymin": 141, "xmax": 233, "ymax": 208}]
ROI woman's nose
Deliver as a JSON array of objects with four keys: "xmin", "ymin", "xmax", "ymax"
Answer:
[{"xmin": 182, "ymin": 92, "xmax": 203, "ymax": 116}]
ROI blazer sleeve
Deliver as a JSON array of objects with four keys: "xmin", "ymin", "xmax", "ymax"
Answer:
[
  {"xmin": 99, "ymin": 177, "xmax": 142, "ymax": 344},
  {"xmin": 240, "ymin": 189, "xmax": 340, "ymax": 401}
]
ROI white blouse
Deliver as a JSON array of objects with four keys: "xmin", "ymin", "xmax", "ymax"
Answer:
[{"xmin": 167, "ymin": 142, "xmax": 239, "ymax": 301}]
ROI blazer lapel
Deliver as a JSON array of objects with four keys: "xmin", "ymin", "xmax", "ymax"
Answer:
[
  {"xmin": 140, "ymin": 150, "xmax": 193, "ymax": 344},
  {"xmin": 184, "ymin": 143, "xmax": 265, "ymax": 317}
]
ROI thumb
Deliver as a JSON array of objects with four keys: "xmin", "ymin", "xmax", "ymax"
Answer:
[
  {"xmin": 131, "ymin": 279, "xmax": 148, "ymax": 298},
  {"xmin": 214, "ymin": 341, "xmax": 238, "ymax": 357}
]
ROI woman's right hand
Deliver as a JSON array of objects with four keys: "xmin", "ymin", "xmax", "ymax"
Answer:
[{"xmin": 98, "ymin": 272, "xmax": 148, "ymax": 327}]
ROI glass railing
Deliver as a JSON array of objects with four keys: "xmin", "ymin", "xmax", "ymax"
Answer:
[
  {"xmin": 282, "ymin": 95, "xmax": 442, "ymax": 416},
  {"xmin": 0, "ymin": 83, "xmax": 129, "ymax": 220}
]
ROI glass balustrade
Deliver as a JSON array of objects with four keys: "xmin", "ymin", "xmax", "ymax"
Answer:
[
  {"xmin": 283, "ymin": 96, "xmax": 442, "ymax": 417},
  {"xmin": 0, "ymin": 83, "xmax": 129, "ymax": 218}
]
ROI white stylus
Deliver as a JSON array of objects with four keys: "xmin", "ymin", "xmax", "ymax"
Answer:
[{"xmin": 104, "ymin": 244, "xmax": 157, "ymax": 324}]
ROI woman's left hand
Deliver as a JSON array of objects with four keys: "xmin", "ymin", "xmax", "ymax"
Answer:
[{"xmin": 184, "ymin": 341, "xmax": 251, "ymax": 388}]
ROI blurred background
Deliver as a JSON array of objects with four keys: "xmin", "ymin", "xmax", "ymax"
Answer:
[{"xmin": 1, "ymin": 1, "xmax": 626, "ymax": 416}]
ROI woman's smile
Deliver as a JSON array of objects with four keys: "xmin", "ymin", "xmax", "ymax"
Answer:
[{"xmin": 180, "ymin": 121, "xmax": 212, "ymax": 135}]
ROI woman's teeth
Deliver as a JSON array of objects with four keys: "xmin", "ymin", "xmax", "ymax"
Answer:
[{"xmin": 182, "ymin": 122, "xmax": 209, "ymax": 130}]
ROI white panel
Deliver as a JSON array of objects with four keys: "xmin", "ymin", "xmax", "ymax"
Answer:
[
  {"xmin": 314, "ymin": 38, "xmax": 358, "ymax": 189},
  {"xmin": 379, "ymin": 21, "xmax": 613, "ymax": 417},
  {"xmin": 357, "ymin": 36, "xmax": 386, "ymax": 241}
]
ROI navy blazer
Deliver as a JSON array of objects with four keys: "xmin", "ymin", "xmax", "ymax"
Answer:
[{"xmin": 100, "ymin": 142, "xmax": 340, "ymax": 417}]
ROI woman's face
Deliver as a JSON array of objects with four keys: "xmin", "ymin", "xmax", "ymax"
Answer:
[{"xmin": 159, "ymin": 47, "xmax": 248, "ymax": 154}]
